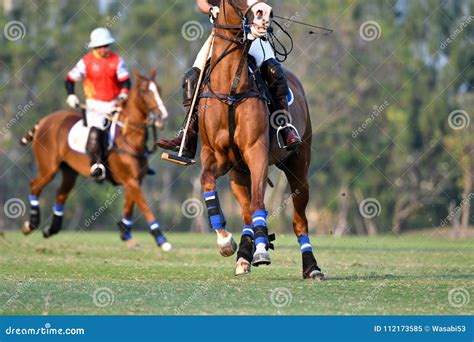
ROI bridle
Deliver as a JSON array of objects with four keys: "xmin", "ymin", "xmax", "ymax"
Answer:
[
  {"xmin": 114, "ymin": 79, "xmax": 162, "ymax": 159},
  {"xmin": 200, "ymin": 0, "xmax": 270, "ymax": 175}
]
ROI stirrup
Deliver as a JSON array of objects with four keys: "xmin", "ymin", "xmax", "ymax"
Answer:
[
  {"xmin": 276, "ymin": 123, "xmax": 301, "ymax": 149},
  {"xmin": 90, "ymin": 163, "xmax": 106, "ymax": 180}
]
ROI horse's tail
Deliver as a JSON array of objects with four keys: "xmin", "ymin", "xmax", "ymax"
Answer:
[{"xmin": 19, "ymin": 123, "xmax": 39, "ymax": 146}]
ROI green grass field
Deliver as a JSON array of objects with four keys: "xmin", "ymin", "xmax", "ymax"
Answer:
[{"xmin": 1, "ymin": 231, "xmax": 472, "ymax": 315}]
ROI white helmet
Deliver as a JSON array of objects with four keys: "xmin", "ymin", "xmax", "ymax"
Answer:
[{"xmin": 88, "ymin": 27, "xmax": 115, "ymax": 49}]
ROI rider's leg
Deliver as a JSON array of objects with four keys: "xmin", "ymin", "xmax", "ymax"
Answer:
[
  {"xmin": 156, "ymin": 36, "xmax": 213, "ymax": 158},
  {"xmin": 250, "ymin": 39, "xmax": 302, "ymax": 151},
  {"xmin": 86, "ymin": 126, "xmax": 106, "ymax": 180},
  {"xmin": 156, "ymin": 67, "xmax": 200, "ymax": 158}
]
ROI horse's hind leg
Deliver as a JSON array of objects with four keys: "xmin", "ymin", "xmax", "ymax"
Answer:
[
  {"xmin": 43, "ymin": 164, "xmax": 78, "ymax": 238},
  {"xmin": 229, "ymin": 170, "xmax": 254, "ymax": 275},
  {"xmin": 23, "ymin": 158, "xmax": 59, "ymax": 235},
  {"xmin": 281, "ymin": 150, "xmax": 324, "ymax": 280}
]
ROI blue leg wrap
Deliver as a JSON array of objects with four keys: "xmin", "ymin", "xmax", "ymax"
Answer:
[
  {"xmin": 203, "ymin": 190, "xmax": 226, "ymax": 230},
  {"xmin": 52, "ymin": 203, "xmax": 64, "ymax": 216},
  {"xmin": 149, "ymin": 220, "xmax": 167, "ymax": 245},
  {"xmin": 298, "ymin": 235, "xmax": 313, "ymax": 253},
  {"xmin": 242, "ymin": 225, "xmax": 254, "ymax": 238},
  {"xmin": 29, "ymin": 194, "xmax": 39, "ymax": 208},
  {"xmin": 119, "ymin": 216, "xmax": 133, "ymax": 241},
  {"xmin": 252, "ymin": 209, "xmax": 268, "ymax": 245}
]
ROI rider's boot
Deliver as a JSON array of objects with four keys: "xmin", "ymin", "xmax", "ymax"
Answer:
[
  {"xmin": 86, "ymin": 127, "xmax": 107, "ymax": 182},
  {"xmin": 156, "ymin": 67, "xmax": 200, "ymax": 159},
  {"xmin": 262, "ymin": 58, "xmax": 302, "ymax": 151}
]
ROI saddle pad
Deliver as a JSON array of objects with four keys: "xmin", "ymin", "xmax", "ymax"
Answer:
[
  {"xmin": 68, "ymin": 120, "xmax": 90, "ymax": 154},
  {"xmin": 68, "ymin": 120, "xmax": 118, "ymax": 154}
]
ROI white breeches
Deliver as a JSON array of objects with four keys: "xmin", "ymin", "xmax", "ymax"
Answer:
[
  {"xmin": 193, "ymin": 36, "xmax": 275, "ymax": 70},
  {"xmin": 85, "ymin": 99, "xmax": 117, "ymax": 129}
]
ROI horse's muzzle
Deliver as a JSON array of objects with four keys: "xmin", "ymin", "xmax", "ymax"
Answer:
[{"xmin": 249, "ymin": 2, "xmax": 272, "ymax": 38}]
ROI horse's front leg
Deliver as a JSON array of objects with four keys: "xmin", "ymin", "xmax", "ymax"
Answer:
[
  {"xmin": 200, "ymin": 148, "xmax": 237, "ymax": 257},
  {"xmin": 117, "ymin": 191, "xmax": 140, "ymax": 249},
  {"xmin": 242, "ymin": 139, "xmax": 272, "ymax": 266},
  {"xmin": 123, "ymin": 179, "xmax": 172, "ymax": 252}
]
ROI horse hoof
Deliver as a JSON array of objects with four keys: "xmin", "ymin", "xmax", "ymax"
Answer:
[
  {"xmin": 126, "ymin": 239, "xmax": 141, "ymax": 249},
  {"xmin": 235, "ymin": 257, "xmax": 251, "ymax": 276},
  {"xmin": 252, "ymin": 251, "xmax": 271, "ymax": 266},
  {"xmin": 306, "ymin": 269, "xmax": 325, "ymax": 281},
  {"xmin": 22, "ymin": 222, "xmax": 33, "ymax": 235},
  {"xmin": 217, "ymin": 234, "xmax": 237, "ymax": 257},
  {"xmin": 161, "ymin": 242, "xmax": 172, "ymax": 252}
]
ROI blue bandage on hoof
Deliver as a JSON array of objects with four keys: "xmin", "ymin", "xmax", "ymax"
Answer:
[
  {"xmin": 203, "ymin": 190, "xmax": 226, "ymax": 230},
  {"xmin": 298, "ymin": 235, "xmax": 313, "ymax": 253}
]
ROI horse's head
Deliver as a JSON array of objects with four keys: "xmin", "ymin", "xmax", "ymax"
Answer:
[
  {"xmin": 219, "ymin": 0, "xmax": 272, "ymax": 39},
  {"xmin": 130, "ymin": 69, "xmax": 169, "ymax": 128}
]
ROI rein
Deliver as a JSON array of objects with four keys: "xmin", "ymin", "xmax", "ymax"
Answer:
[{"xmin": 200, "ymin": 0, "xmax": 269, "ymax": 174}]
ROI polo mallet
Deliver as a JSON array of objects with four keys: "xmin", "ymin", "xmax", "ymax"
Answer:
[{"xmin": 161, "ymin": 31, "xmax": 215, "ymax": 166}]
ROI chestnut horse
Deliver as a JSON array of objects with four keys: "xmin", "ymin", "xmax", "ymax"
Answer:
[
  {"xmin": 20, "ymin": 70, "xmax": 172, "ymax": 251},
  {"xmin": 198, "ymin": 0, "xmax": 323, "ymax": 279}
]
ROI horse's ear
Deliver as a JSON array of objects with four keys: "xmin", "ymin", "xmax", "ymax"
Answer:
[
  {"xmin": 149, "ymin": 67, "xmax": 157, "ymax": 80},
  {"xmin": 133, "ymin": 69, "xmax": 141, "ymax": 83}
]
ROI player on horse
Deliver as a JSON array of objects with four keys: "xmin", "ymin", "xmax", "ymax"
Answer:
[
  {"xmin": 157, "ymin": 0, "xmax": 301, "ymax": 160},
  {"xmin": 65, "ymin": 27, "xmax": 131, "ymax": 181}
]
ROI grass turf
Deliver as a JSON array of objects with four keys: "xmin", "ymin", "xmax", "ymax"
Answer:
[{"xmin": 0, "ymin": 231, "xmax": 473, "ymax": 315}]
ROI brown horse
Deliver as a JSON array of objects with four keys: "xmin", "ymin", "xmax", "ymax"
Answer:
[
  {"xmin": 198, "ymin": 0, "xmax": 323, "ymax": 279},
  {"xmin": 20, "ymin": 70, "xmax": 172, "ymax": 251}
]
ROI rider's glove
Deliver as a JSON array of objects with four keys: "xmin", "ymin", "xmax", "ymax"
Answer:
[
  {"xmin": 117, "ymin": 93, "xmax": 128, "ymax": 102},
  {"xmin": 209, "ymin": 6, "xmax": 220, "ymax": 23},
  {"xmin": 66, "ymin": 94, "xmax": 80, "ymax": 108}
]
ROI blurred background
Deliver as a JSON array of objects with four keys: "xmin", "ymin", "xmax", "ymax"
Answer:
[{"xmin": 0, "ymin": 0, "xmax": 472, "ymax": 237}]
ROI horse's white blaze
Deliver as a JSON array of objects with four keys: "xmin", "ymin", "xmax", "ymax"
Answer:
[{"xmin": 148, "ymin": 81, "xmax": 169, "ymax": 120}]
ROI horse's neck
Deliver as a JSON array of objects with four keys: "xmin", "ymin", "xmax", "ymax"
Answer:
[
  {"xmin": 210, "ymin": 36, "xmax": 250, "ymax": 93},
  {"xmin": 121, "ymin": 91, "xmax": 146, "ymax": 126}
]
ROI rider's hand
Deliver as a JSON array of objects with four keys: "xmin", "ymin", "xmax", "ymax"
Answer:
[
  {"xmin": 66, "ymin": 94, "xmax": 80, "ymax": 108},
  {"xmin": 117, "ymin": 93, "xmax": 128, "ymax": 106},
  {"xmin": 209, "ymin": 6, "xmax": 220, "ymax": 23}
]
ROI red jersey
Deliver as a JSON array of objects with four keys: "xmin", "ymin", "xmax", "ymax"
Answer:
[{"xmin": 67, "ymin": 50, "xmax": 129, "ymax": 101}]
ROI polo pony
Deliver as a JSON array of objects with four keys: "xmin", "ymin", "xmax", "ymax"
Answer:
[
  {"xmin": 197, "ymin": 0, "xmax": 324, "ymax": 279},
  {"xmin": 20, "ymin": 70, "xmax": 172, "ymax": 251}
]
